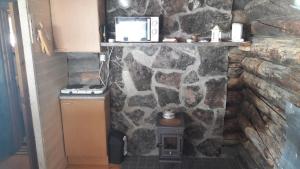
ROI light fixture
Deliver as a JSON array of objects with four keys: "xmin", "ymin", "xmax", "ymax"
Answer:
[
  {"xmin": 291, "ymin": 0, "xmax": 300, "ymax": 10},
  {"xmin": 118, "ymin": 0, "xmax": 131, "ymax": 8}
]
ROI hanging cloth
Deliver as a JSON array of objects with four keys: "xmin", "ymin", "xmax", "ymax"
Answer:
[{"xmin": 0, "ymin": 3, "xmax": 24, "ymax": 160}]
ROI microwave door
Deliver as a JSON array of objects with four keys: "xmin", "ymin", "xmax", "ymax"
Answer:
[
  {"xmin": 130, "ymin": 19, "xmax": 147, "ymax": 42},
  {"xmin": 116, "ymin": 18, "xmax": 148, "ymax": 42}
]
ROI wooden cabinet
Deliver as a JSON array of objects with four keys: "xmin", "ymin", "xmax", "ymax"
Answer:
[
  {"xmin": 50, "ymin": 0, "xmax": 105, "ymax": 52},
  {"xmin": 60, "ymin": 92, "xmax": 110, "ymax": 166}
]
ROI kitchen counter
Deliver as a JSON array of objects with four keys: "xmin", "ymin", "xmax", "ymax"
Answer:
[
  {"xmin": 60, "ymin": 89, "xmax": 110, "ymax": 166},
  {"xmin": 59, "ymin": 90, "xmax": 109, "ymax": 100}
]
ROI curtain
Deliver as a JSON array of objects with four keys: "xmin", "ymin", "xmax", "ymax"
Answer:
[{"xmin": 0, "ymin": 3, "xmax": 24, "ymax": 160}]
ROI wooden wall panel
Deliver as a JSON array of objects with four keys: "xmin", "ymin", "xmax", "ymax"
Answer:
[
  {"xmin": 50, "ymin": 0, "xmax": 101, "ymax": 52},
  {"xmin": 25, "ymin": 0, "xmax": 69, "ymax": 169},
  {"xmin": 67, "ymin": 53, "xmax": 100, "ymax": 85}
]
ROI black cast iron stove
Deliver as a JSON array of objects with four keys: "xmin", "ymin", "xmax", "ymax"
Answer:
[{"xmin": 156, "ymin": 112, "xmax": 185, "ymax": 169}]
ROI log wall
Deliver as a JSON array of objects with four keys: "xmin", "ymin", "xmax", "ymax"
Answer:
[
  {"xmin": 223, "ymin": 48, "xmax": 246, "ymax": 145},
  {"xmin": 230, "ymin": 1, "xmax": 300, "ymax": 168},
  {"xmin": 239, "ymin": 37, "xmax": 300, "ymax": 169}
]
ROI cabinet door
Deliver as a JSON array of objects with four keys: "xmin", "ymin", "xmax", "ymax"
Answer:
[
  {"xmin": 60, "ymin": 99, "xmax": 108, "ymax": 165},
  {"xmin": 51, "ymin": 0, "xmax": 101, "ymax": 52}
]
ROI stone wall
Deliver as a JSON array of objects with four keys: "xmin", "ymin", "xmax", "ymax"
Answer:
[
  {"xmin": 106, "ymin": 0, "xmax": 233, "ymax": 38},
  {"xmin": 68, "ymin": 0, "xmax": 237, "ymax": 158},
  {"xmin": 106, "ymin": 45, "xmax": 229, "ymax": 156}
]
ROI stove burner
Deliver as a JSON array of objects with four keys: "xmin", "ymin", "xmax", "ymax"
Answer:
[{"xmin": 61, "ymin": 84, "xmax": 107, "ymax": 95}]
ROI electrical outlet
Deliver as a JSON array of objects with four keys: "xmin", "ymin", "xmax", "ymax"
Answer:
[{"xmin": 100, "ymin": 54, "xmax": 106, "ymax": 62}]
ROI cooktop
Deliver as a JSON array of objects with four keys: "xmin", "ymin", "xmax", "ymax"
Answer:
[{"xmin": 61, "ymin": 84, "xmax": 107, "ymax": 95}]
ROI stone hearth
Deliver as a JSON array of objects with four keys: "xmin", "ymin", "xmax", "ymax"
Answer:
[
  {"xmin": 104, "ymin": 0, "xmax": 234, "ymax": 158},
  {"xmin": 108, "ymin": 45, "xmax": 229, "ymax": 157}
]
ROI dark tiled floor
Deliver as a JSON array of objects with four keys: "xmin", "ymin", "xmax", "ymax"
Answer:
[
  {"xmin": 121, "ymin": 156, "xmax": 248, "ymax": 169},
  {"xmin": 0, "ymin": 155, "xmax": 30, "ymax": 169}
]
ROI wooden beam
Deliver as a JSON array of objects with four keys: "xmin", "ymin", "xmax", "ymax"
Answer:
[
  {"xmin": 245, "ymin": 38, "xmax": 300, "ymax": 67},
  {"xmin": 242, "ymin": 72, "xmax": 300, "ymax": 110},
  {"xmin": 251, "ymin": 18, "xmax": 300, "ymax": 37},
  {"xmin": 228, "ymin": 48, "xmax": 245, "ymax": 63},
  {"xmin": 242, "ymin": 102, "xmax": 285, "ymax": 164},
  {"xmin": 242, "ymin": 57, "xmax": 300, "ymax": 95},
  {"xmin": 228, "ymin": 77, "xmax": 243, "ymax": 90},
  {"xmin": 238, "ymin": 114, "xmax": 275, "ymax": 168}
]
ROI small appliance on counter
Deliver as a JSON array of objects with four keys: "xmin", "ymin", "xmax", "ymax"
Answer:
[
  {"xmin": 211, "ymin": 25, "xmax": 222, "ymax": 42},
  {"xmin": 60, "ymin": 84, "xmax": 107, "ymax": 95},
  {"xmin": 115, "ymin": 16, "xmax": 159, "ymax": 42},
  {"xmin": 231, "ymin": 23, "xmax": 244, "ymax": 42},
  {"xmin": 108, "ymin": 129, "xmax": 127, "ymax": 164}
]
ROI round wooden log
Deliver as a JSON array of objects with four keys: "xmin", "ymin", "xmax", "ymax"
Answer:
[
  {"xmin": 238, "ymin": 42, "xmax": 251, "ymax": 52},
  {"xmin": 229, "ymin": 48, "xmax": 246, "ymax": 63},
  {"xmin": 242, "ymin": 72, "xmax": 300, "ymax": 110},
  {"xmin": 241, "ymin": 101, "xmax": 265, "ymax": 130},
  {"xmin": 251, "ymin": 19, "xmax": 300, "ymax": 37},
  {"xmin": 247, "ymin": 38, "xmax": 300, "ymax": 67},
  {"xmin": 223, "ymin": 132, "xmax": 245, "ymax": 145},
  {"xmin": 241, "ymin": 101, "xmax": 283, "ymax": 161},
  {"xmin": 243, "ymin": 88, "xmax": 286, "ymax": 122},
  {"xmin": 243, "ymin": 89, "xmax": 287, "ymax": 146},
  {"xmin": 242, "ymin": 57, "xmax": 300, "ymax": 95},
  {"xmin": 232, "ymin": 10, "xmax": 249, "ymax": 24},
  {"xmin": 227, "ymin": 91, "xmax": 243, "ymax": 106},
  {"xmin": 228, "ymin": 67, "xmax": 243, "ymax": 78},
  {"xmin": 229, "ymin": 62, "xmax": 242, "ymax": 68},
  {"xmin": 242, "ymin": 141, "xmax": 274, "ymax": 169},
  {"xmin": 224, "ymin": 118, "xmax": 240, "ymax": 132},
  {"xmin": 224, "ymin": 131, "xmax": 244, "ymax": 140},
  {"xmin": 225, "ymin": 105, "xmax": 239, "ymax": 119},
  {"xmin": 239, "ymin": 114, "xmax": 275, "ymax": 167},
  {"xmin": 228, "ymin": 77, "xmax": 243, "ymax": 90}
]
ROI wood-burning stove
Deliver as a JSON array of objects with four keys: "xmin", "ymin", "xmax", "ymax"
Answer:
[{"xmin": 156, "ymin": 112, "xmax": 185, "ymax": 169}]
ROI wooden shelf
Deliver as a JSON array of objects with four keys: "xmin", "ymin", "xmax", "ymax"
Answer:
[{"xmin": 100, "ymin": 42, "xmax": 250, "ymax": 47}]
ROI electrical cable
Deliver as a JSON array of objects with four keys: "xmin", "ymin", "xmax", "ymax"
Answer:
[{"xmin": 105, "ymin": 47, "xmax": 113, "ymax": 87}]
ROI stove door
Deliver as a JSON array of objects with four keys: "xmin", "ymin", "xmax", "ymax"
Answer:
[{"xmin": 160, "ymin": 134, "xmax": 182, "ymax": 158}]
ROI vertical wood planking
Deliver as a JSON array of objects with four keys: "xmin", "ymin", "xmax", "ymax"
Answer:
[{"xmin": 18, "ymin": 0, "xmax": 68, "ymax": 168}]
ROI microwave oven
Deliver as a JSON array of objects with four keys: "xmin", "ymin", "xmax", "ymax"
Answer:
[{"xmin": 115, "ymin": 17, "xmax": 159, "ymax": 42}]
